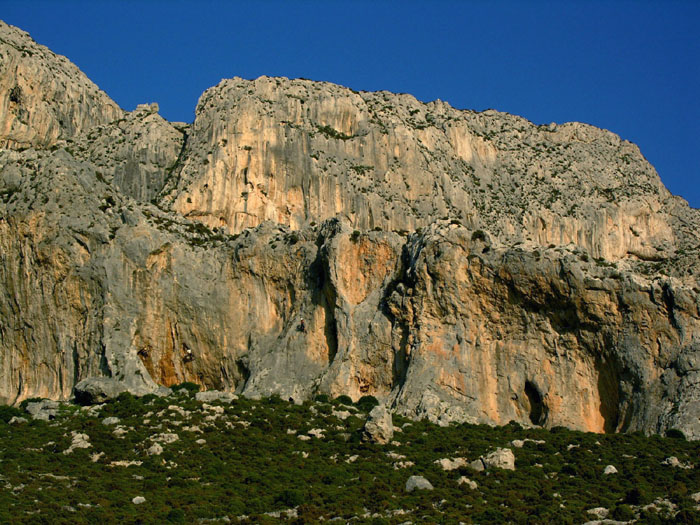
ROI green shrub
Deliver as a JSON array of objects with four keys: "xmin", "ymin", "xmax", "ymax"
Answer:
[
  {"xmin": 334, "ymin": 395, "xmax": 353, "ymax": 406},
  {"xmin": 355, "ymin": 395, "xmax": 379, "ymax": 411},
  {"xmin": 276, "ymin": 489, "xmax": 304, "ymax": 507},
  {"xmin": 0, "ymin": 404, "xmax": 23, "ymax": 423},
  {"xmin": 172, "ymin": 382, "xmax": 201, "ymax": 395},
  {"xmin": 314, "ymin": 394, "xmax": 330, "ymax": 403},
  {"xmin": 612, "ymin": 504, "xmax": 634, "ymax": 521},
  {"xmin": 166, "ymin": 508, "xmax": 186, "ymax": 523},
  {"xmin": 624, "ymin": 486, "xmax": 649, "ymax": 505},
  {"xmin": 471, "ymin": 230, "xmax": 487, "ymax": 242},
  {"xmin": 666, "ymin": 428, "xmax": 686, "ymax": 440},
  {"xmin": 19, "ymin": 397, "xmax": 44, "ymax": 410}
]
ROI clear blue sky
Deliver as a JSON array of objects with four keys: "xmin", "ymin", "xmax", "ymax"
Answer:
[{"xmin": 4, "ymin": 1, "xmax": 699, "ymax": 208}]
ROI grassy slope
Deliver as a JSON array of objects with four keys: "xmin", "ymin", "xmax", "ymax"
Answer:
[{"xmin": 1, "ymin": 388, "xmax": 699, "ymax": 524}]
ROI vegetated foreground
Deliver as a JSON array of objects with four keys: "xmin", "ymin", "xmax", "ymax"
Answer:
[{"xmin": 1, "ymin": 387, "xmax": 699, "ymax": 524}]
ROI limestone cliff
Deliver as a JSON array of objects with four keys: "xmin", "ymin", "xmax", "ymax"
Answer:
[
  {"xmin": 0, "ymin": 21, "xmax": 123, "ymax": 149},
  {"xmin": 163, "ymin": 76, "xmax": 698, "ymax": 265},
  {"xmin": 1, "ymin": 20, "xmax": 700, "ymax": 439}
]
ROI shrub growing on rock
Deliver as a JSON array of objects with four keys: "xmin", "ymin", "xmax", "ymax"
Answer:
[
  {"xmin": 172, "ymin": 382, "xmax": 201, "ymax": 395},
  {"xmin": 333, "ymin": 395, "xmax": 353, "ymax": 406},
  {"xmin": 355, "ymin": 395, "xmax": 379, "ymax": 411},
  {"xmin": 0, "ymin": 405, "xmax": 22, "ymax": 423}
]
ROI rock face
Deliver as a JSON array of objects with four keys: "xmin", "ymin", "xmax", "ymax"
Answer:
[
  {"xmin": 163, "ymin": 75, "xmax": 699, "ymax": 265},
  {"xmin": 0, "ymin": 21, "xmax": 122, "ymax": 149},
  {"xmin": 1, "ymin": 20, "xmax": 700, "ymax": 440}
]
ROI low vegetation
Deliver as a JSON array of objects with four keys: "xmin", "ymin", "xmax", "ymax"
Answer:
[{"xmin": 1, "ymin": 390, "xmax": 699, "ymax": 523}]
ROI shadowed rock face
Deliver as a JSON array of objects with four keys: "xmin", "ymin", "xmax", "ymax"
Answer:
[{"xmin": 1, "ymin": 20, "xmax": 700, "ymax": 439}]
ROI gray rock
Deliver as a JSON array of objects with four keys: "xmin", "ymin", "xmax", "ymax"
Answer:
[
  {"xmin": 9, "ymin": 416, "xmax": 27, "ymax": 424},
  {"xmin": 468, "ymin": 459, "xmax": 485, "ymax": 472},
  {"xmin": 25, "ymin": 400, "xmax": 60, "ymax": 421},
  {"xmin": 146, "ymin": 443, "xmax": 163, "ymax": 456},
  {"xmin": 63, "ymin": 432, "xmax": 91, "ymax": 455},
  {"xmin": 457, "ymin": 477, "xmax": 478, "ymax": 490},
  {"xmin": 603, "ymin": 465, "xmax": 618, "ymax": 475},
  {"xmin": 153, "ymin": 433, "xmax": 179, "ymax": 444},
  {"xmin": 435, "ymin": 457, "xmax": 468, "ymax": 471},
  {"xmin": 362, "ymin": 405, "xmax": 394, "ymax": 444},
  {"xmin": 0, "ymin": 20, "xmax": 122, "ymax": 150},
  {"xmin": 74, "ymin": 378, "xmax": 130, "ymax": 405},
  {"xmin": 662, "ymin": 456, "xmax": 693, "ymax": 469},
  {"xmin": 155, "ymin": 386, "xmax": 173, "ymax": 397},
  {"xmin": 132, "ymin": 496, "xmax": 146, "ymax": 505},
  {"xmin": 482, "ymin": 448, "xmax": 516, "ymax": 471},
  {"xmin": 195, "ymin": 390, "xmax": 238, "ymax": 403},
  {"xmin": 73, "ymin": 376, "xmax": 160, "ymax": 405},
  {"xmin": 587, "ymin": 507, "xmax": 610, "ymax": 519},
  {"xmin": 405, "ymin": 475, "xmax": 433, "ymax": 492},
  {"xmin": 102, "ymin": 417, "xmax": 120, "ymax": 425}
]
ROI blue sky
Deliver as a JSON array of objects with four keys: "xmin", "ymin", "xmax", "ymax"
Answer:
[{"xmin": 4, "ymin": 1, "xmax": 699, "ymax": 208}]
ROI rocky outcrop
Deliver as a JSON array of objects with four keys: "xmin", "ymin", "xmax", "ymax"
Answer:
[
  {"xmin": 405, "ymin": 475, "xmax": 433, "ymax": 492},
  {"xmin": 162, "ymin": 76, "xmax": 699, "ymax": 267},
  {"xmin": 70, "ymin": 103, "xmax": 186, "ymax": 203},
  {"xmin": 1, "ymin": 20, "xmax": 700, "ymax": 440},
  {"xmin": 0, "ymin": 21, "xmax": 122, "ymax": 149},
  {"xmin": 363, "ymin": 404, "xmax": 394, "ymax": 444},
  {"xmin": 73, "ymin": 377, "xmax": 167, "ymax": 405}
]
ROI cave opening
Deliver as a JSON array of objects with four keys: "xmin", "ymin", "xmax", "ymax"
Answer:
[
  {"xmin": 596, "ymin": 357, "xmax": 621, "ymax": 433},
  {"xmin": 235, "ymin": 358, "xmax": 251, "ymax": 393},
  {"xmin": 524, "ymin": 380, "xmax": 548, "ymax": 425}
]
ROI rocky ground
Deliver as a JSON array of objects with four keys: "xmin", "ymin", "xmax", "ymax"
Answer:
[{"xmin": 1, "ymin": 389, "xmax": 699, "ymax": 523}]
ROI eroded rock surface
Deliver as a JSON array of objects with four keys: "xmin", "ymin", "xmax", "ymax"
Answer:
[
  {"xmin": 0, "ymin": 21, "xmax": 122, "ymax": 149},
  {"xmin": 1, "ymin": 20, "xmax": 700, "ymax": 440},
  {"xmin": 363, "ymin": 404, "xmax": 394, "ymax": 444}
]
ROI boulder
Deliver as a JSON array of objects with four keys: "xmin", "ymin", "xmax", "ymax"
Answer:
[
  {"xmin": 405, "ymin": 475, "xmax": 433, "ymax": 492},
  {"xmin": 662, "ymin": 456, "xmax": 693, "ymax": 469},
  {"xmin": 603, "ymin": 465, "xmax": 618, "ymax": 475},
  {"xmin": 457, "ymin": 477, "xmax": 478, "ymax": 490},
  {"xmin": 63, "ymin": 431, "xmax": 91, "ymax": 455},
  {"xmin": 482, "ymin": 448, "xmax": 516, "ymax": 470},
  {"xmin": 435, "ymin": 457, "xmax": 468, "ymax": 471},
  {"xmin": 362, "ymin": 405, "xmax": 394, "ymax": 444},
  {"xmin": 587, "ymin": 507, "xmax": 610, "ymax": 519},
  {"xmin": 195, "ymin": 390, "xmax": 238, "ymax": 403},
  {"xmin": 153, "ymin": 433, "xmax": 179, "ymax": 444},
  {"xmin": 147, "ymin": 443, "xmax": 163, "ymax": 456},
  {"xmin": 25, "ymin": 399, "xmax": 60, "ymax": 421},
  {"xmin": 73, "ymin": 378, "xmax": 130, "ymax": 405},
  {"xmin": 469, "ymin": 459, "xmax": 485, "ymax": 472}
]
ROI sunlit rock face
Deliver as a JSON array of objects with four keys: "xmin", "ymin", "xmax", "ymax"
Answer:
[
  {"xmin": 164, "ymin": 75, "xmax": 696, "ymax": 264},
  {"xmin": 0, "ymin": 21, "xmax": 123, "ymax": 149},
  {"xmin": 1, "ymin": 20, "xmax": 700, "ymax": 439}
]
